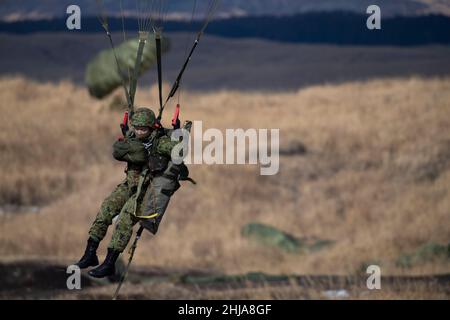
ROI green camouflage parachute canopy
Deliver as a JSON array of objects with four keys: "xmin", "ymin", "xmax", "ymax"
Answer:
[{"xmin": 85, "ymin": 34, "xmax": 170, "ymax": 99}]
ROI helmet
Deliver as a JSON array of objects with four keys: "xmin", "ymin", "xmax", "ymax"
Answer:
[{"xmin": 130, "ymin": 107, "xmax": 156, "ymax": 127}]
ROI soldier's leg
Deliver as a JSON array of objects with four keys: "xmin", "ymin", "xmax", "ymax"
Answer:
[
  {"xmin": 88, "ymin": 181, "xmax": 130, "ymax": 243},
  {"xmin": 77, "ymin": 181, "xmax": 130, "ymax": 269},
  {"xmin": 107, "ymin": 197, "xmax": 140, "ymax": 253},
  {"xmin": 88, "ymin": 193, "xmax": 140, "ymax": 277}
]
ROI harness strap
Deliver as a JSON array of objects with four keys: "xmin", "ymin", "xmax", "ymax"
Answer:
[
  {"xmin": 132, "ymin": 168, "xmax": 149, "ymax": 216},
  {"xmin": 112, "ymin": 225, "xmax": 144, "ymax": 300}
]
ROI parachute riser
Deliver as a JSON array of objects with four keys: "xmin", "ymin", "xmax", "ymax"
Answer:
[
  {"xmin": 138, "ymin": 31, "xmax": 149, "ymax": 42},
  {"xmin": 158, "ymin": 35, "xmax": 201, "ymax": 121},
  {"xmin": 129, "ymin": 31, "xmax": 149, "ymax": 110},
  {"xmin": 154, "ymin": 28, "xmax": 164, "ymax": 122}
]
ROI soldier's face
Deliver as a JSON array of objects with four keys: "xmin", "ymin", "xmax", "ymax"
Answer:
[{"xmin": 134, "ymin": 126, "xmax": 152, "ymax": 138}]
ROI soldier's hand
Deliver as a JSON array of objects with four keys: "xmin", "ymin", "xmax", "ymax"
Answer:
[
  {"xmin": 112, "ymin": 140, "xmax": 130, "ymax": 160},
  {"xmin": 127, "ymin": 140, "xmax": 148, "ymax": 164}
]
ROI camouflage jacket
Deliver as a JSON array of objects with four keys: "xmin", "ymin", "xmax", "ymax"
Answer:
[{"xmin": 112, "ymin": 128, "xmax": 179, "ymax": 185}]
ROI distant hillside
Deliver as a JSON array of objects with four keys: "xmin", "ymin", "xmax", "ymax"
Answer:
[
  {"xmin": 1, "ymin": 0, "xmax": 450, "ymax": 21},
  {"xmin": 1, "ymin": 12, "xmax": 450, "ymax": 46},
  {"xmin": 1, "ymin": 32, "xmax": 450, "ymax": 92}
]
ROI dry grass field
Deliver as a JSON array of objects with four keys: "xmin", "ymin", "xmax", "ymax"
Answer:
[{"xmin": 0, "ymin": 75, "xmax": 449, "ymax": 299}]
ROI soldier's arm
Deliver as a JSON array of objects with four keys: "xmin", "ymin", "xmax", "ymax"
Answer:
[
  {"xmin": 112, "ymin": 140, "xmax": 128, "ymax": 161},
  {"xmin": 112, "ymin": 139, "xmax": 148, "ymax": 164}
]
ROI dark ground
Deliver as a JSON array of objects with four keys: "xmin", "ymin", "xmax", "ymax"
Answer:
[{"xmin": 1, "ymin": 260, "xmax": 449, "ymax": 299}]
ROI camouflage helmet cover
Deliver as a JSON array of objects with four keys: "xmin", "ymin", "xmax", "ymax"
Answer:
[{"xmin": 131, "ymin": 107, "xmax": 156, "ymax": 127}]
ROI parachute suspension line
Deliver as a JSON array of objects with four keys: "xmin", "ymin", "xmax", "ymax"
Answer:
[
  {"xmin": 129, "ymin": 0, "xmax": 156, "ymax": 108},
  {"xmin": 148, "ymin": 0, "xmax": 159, "ymax": 33},
  {"xmin": 200, "ymin": 0, "xmax": 220, "ymax": 35},
  {"xmin": 136, "ymin": 0, "xmax": 146, "ymax": 32},
  {"xmin": 95, "ymin": 0, "xmax": 132, "ymax": 108},
  {"xmin": 177, "ymin": 0, "xmax": 198, "ymax": 105},
  {"xmin": 162, "ymin": 0, "xmax": 170, "ymax": 27},
  {"xmin": 153, "ymin": 0, "xmax": 168, "ymax": 30},
  {"xmin": 112, "ymin": 225, "xmax": 145, "ymax": 300},
  {"xmin": 143, "ymin": 0, "xmax": 155, "ymax": 34},
  {"xmin": 157, "ymin": 0, "xmax": 221, "ymax": 121},
  {"xmin": 119, "ymin": 0, "xmax": 131, "ymax": 86},
  {"xmin": 136, "ymin": 0, "xmax": 154, "ymax": 33}
]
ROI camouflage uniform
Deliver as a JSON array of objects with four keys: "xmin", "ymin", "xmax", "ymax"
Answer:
[
  {"xmin": 88, "ymin": 120, "xmax": 180, "ymax": 252},
  {"xmin": 77, "ymin": 107, "xmax": 186, "ymax": 278},
  {"xmin": 87, "ymin": 132, "xmax": 148, "ymax": 247}
]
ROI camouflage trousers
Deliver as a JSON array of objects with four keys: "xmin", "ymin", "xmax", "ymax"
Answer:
[
  {"xmin": 88, "ymin": 170, "xmax": 179, "ymax": 252},
  {"xmin": 88, "ymin": 179, "xmax": 140, "ymax": 252}
]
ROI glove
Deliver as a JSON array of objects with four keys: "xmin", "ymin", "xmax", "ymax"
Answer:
[
  {"xmin": 112, "ymin": 140, "xmax": 129, "ymax": 161},
  {"xmin": 127, "ymin": 139, "xmax": 148, "ymax": 164}
]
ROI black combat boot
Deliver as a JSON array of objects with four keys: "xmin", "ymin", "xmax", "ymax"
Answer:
[
  {"xmin": 75, "ymin": 238, "xmax": 99, "ymax": 269},
  {"xmin": 88, "ymin": 248, "xmax": 120, "ymax": 278}
]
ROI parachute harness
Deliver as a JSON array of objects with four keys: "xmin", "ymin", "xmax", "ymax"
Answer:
[{"xmin": 95, "ymin": 0, "xmax": 220, "ymax": 300}]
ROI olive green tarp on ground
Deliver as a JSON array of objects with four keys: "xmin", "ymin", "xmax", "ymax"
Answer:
[{"xmin": 241, "ymin": 223, "xmax": 334, "ymax": 254}]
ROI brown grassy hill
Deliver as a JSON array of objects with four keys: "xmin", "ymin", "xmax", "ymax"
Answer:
[{"xmin": 0, "ymin": 76, "xmax": 449, "ymax": 298}]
